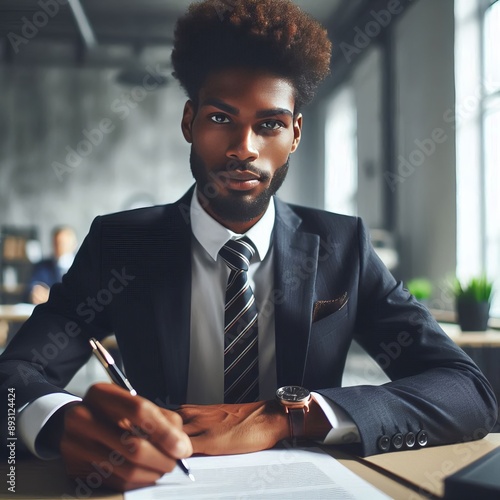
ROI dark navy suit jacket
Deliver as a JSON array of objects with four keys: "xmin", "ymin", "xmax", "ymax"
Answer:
[{"xmin": 0, "ymin": 188, "xmax": 497, "ymax": 456}]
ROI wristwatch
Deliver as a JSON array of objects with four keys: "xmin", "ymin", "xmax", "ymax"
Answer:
[{"xmin": 276, "ymin": 386, "xmax": 311, "ymax": 439}]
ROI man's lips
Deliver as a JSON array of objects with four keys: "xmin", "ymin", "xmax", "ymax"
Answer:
[
  {"xmin": 220, "ymin": 170, "xmax": 261, "ymax": 181},
  {"xmin": 217, "ymin": 170, "xmax": 262, "ymax": 191}
]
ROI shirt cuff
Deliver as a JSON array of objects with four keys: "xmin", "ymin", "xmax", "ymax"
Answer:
[
  {"xmin": 311, "ymin": 392, "xmax": 360, "ymax": 445},
  {"xmin": 18, "ymin": 393, "xmax": 82, "ymax": 459}
]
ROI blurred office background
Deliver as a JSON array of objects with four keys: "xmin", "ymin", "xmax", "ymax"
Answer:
[{"xmin": 0, "ymin": 0, "xmax": 499, "ymax": 391}]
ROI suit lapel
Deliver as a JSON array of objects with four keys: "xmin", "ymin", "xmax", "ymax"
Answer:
[
  {"xmin": 273, "ymin": 199, "xmax": 319, "ymax": 386},
  {"xmin": 151, "ymin": 189, "xmax": 194, "ymax": 405},
  {"xmin": 149, "ymin": 192, "xmax": 320, "ymax": 401}
]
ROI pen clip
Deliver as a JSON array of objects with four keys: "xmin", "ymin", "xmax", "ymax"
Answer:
[
  {"xmin": 90, "ymin": 337, "xmax": 116, "ymax": 364},
  {"xmin": 89, "ymin": 337, "xmax": 110, "ymax": 367},
  {"xmin": 89, "ymin": 337, "xmax": 137, "ymax": 395}
]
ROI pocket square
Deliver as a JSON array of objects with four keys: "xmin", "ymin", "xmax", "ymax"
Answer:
[{"xmin": 313, "ymin": 292, "xmax": 349, "ymax": 323}]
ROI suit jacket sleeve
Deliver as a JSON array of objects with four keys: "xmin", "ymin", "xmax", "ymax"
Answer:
[
  {"xmin": 0, "ymin": 216, "xmax": 110, "ymax": 452},
  {"xmin": 316, "ymin": 218, "xmax": 498, "ymax": 456}
]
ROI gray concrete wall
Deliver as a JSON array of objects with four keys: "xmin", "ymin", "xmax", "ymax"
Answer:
[
  {"xmin": 0, "ymin": 66, "xmax": 194, "ymax": 253},
  {"xmin": 0, "ymin": 65, "xmax": 322, "ymax": 254},
  {"xmin": 393, "ymin": 0, "xmax": 457, "ymax": 286},
  {"xmin": 353, "ymin": 47, "xmax": 384, "ymax": 229}
]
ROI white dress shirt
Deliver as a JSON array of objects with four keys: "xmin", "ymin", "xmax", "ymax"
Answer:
[
  {"xmin": 188, "ymin": 188, "xmax": 277, "ymax": 403},
  {"xmin": 18, "ymin": 188, "xmax": 359, "ymax": 458},
  {"xmin": 188, "ymin": 189, "xmax": 359, "ymax": 444}
]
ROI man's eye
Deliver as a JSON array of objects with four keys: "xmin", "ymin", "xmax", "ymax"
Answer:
[
  {"xmin": 210, "ymin": 114, "xmax": 230, "ymax": 124},
  {"xmin": 261, "ymin": 120, "xmax": 283, "ymax": 130}
]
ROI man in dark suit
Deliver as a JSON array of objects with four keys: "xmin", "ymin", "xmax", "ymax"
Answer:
[{"xmin": 0, "ymin": 0, "xmax": 497, "ymax": 492}]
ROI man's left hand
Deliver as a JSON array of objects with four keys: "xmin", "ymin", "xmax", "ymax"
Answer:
[{"xmin": 177, "ymin": 401, "xmax": 289, "ymax": 455}]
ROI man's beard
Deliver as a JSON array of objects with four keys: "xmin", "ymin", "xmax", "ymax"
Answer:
[{"xmin": 190, "ymin": 148, "xmax": 289, "ymax": 223}]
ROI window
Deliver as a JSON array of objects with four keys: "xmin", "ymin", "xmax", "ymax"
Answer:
[
  {"xmin": 483, "ymin": 1, "xmax": 500, "ymax": 316},
  {"xmin": 455, "ymin": 0, "xmax": 500, "ymax": 316},
  {"xmin": 324, "ymin": 86, "xmax": 358, "ymax": 216}
]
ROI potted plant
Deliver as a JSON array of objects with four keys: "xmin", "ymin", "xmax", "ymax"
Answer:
[
  {"xmin": 453, "ymin": 276, "xmax": 494, "ymax": 331},
  {"xmin": 407, "ymin": 278, "xmax": 433, "ymax": 307}
]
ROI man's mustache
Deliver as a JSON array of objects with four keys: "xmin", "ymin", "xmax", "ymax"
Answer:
[{"xmin": 211, "ymin": 162, "xmax": 270, "ymax": 181}]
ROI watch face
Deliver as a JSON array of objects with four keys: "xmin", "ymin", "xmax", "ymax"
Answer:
[{"xmin": 276, "ymin": 386, "xmax": 310, "ymax": 402}]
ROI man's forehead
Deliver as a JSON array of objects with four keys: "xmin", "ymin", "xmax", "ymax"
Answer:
[{"xmin": 197, "ymin": 68, "xmax": 296, "ymax": 113}]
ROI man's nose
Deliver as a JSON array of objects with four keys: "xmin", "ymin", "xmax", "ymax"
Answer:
[{"xmin": 226, "ymin": 127, "xmax": 259, "ymax": 162}]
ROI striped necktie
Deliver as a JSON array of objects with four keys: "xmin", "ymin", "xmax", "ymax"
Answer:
[{"xmin": 219, "ymin": 237, "xmax": 259, "ymax": 403}]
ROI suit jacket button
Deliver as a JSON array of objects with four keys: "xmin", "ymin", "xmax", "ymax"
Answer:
[
  {"xmin": 405, "ymin": 432, "xmax": 416, "ymax": 448},
  {"xmin": 417, "ymin": 430, "xmax": 428, "ymax": 447},
  {"xmin": 392, "ymin": 433, "xmax": 404, "ymax": 450},
  {"xmin": 377, "ymin": 435, "xmax": 391, "ymax": 452}
]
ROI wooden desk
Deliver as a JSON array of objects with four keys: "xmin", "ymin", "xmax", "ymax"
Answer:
[
  {"xmin": 0, "ymin": 304, "xmax": 34, "ymax": 347},
  {"xmin": 0, "ymin": 304, "xmax": 34, "ymax": 323},
  {"xmin": 432, "ymin": 309, "xmax": 500, "ymax": 330},
  {"xmin": 366, "ymin": 433, "xmax": 500, "ymax": 498},
  {"xmin": 440, "ymin": 322, "xmax": 500, "ymax": 347},
  {"xmin": 1, "ymin": 435, "xmax": 499, "ymax": 499}
]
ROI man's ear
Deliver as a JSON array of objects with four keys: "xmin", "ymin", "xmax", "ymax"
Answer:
[
  {"xmin": 181, "ymin": 100, "xmax": 195, "ymax": 143},
  {"xmin": 290, "ymin": 113, "xmax": 303, "ymax": 153}
]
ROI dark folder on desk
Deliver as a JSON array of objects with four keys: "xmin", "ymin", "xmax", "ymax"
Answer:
[{"xmin": 444, "ymin": 448, "xmax": 500, "ymax": 499}]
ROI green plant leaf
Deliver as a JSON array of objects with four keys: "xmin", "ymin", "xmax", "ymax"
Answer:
[
  {"xmin": 452, "ymin": 275, "xmax": 494, "ymax": 302},
  {"xmin": 407, "ymin": 278, "xmax": 433, "ymax": 300}
]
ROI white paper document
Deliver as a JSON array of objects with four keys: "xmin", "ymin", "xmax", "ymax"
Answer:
[{"xmin": 125, "ymin": 447, "xmax": 391, "ymax": 499}]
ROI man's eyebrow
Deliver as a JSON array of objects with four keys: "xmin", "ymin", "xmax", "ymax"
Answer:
[
  {"xmin": 201, "ymin": 98, "xmax": 239, "ymax": 115},
  {"xmin": 201, "ymin": 98, "xmax": 293, "ymax": 119},
  {"xmin": 255, "ymin": 108, "xmax": 294, "ymax": 119}
]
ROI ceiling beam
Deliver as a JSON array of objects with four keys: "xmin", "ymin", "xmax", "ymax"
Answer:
[
  {"xmin": 67, "ymin": 0, "xmax": 97, "ymax": 49},
  {"xmin": 322, "ymin": 0, "xmax": 417, "ymax": 93}
]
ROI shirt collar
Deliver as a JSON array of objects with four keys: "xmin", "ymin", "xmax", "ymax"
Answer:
[{"xmin": 190, "ymin": 186, "xmax": 275, "ymax": 262}]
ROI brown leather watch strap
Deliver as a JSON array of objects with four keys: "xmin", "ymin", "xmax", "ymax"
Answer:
[{"xmin": 288, "ymin": 407, "xmax": 306, "ymax": 439}]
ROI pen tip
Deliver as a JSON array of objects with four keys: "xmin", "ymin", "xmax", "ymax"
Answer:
[{"xmin": 188, "ymin": 473, "xmax": 195, "ymax": 482}]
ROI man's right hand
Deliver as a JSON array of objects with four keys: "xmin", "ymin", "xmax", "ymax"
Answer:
[{"xmin": 59, "ymin": 383, "xmax": 192, "ymax": 491}]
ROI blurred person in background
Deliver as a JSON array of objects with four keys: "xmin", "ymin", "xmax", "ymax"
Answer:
[{"xmin": 27, "ymin": 226, "xmax": 77, "ymax": 304}]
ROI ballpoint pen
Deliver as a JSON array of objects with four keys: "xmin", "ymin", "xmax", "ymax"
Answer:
[{"xmin": 89, "ymin": 337, "xmax": 195, "ymax": 482}]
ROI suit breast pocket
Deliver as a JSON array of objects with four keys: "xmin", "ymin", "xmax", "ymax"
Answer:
[
  {"xmin": 311, "ymin": 304, "xmax": 350, "ymax": 339},
  {"xmin": 303, "ymin": 304, "xmax": 352, "ymax": 388},
  {"xmin": 312, "ymin": 293, "xmax": 348, "ymax": 323}
]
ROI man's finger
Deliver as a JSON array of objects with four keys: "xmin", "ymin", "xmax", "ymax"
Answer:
[
  {"xmin": 83, "ymin": 383, "xmax": 192, "ymax": 459},
  {"xmin": 63, "ymin": 403, "xmax": 179, "ymax": 475},
  {"xmin": 61, "ymin": 435, "xmax": 163, "ymax": 492}
]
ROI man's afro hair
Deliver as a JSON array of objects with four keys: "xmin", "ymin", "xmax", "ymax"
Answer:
[{"xmin": 171, "ymin": 0, "xmax": 332, "ymax": 111}]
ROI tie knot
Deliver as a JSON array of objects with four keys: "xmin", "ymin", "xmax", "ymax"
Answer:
[{"xmin": 219, "ymin": 237, "xmax": 255, "ymax": 272}]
